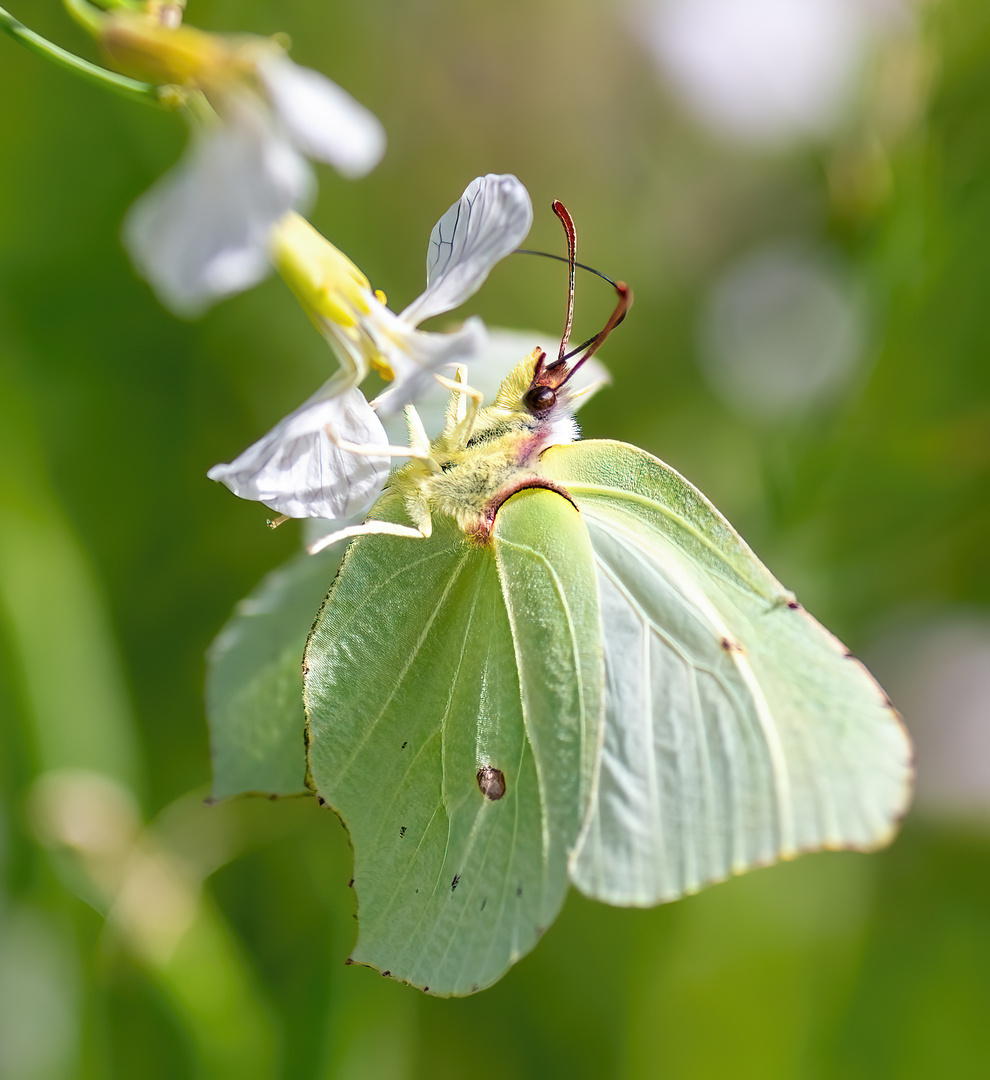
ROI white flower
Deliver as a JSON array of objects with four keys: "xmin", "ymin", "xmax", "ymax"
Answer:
[
  {"xmin": 104, "ymin": 14, "xmax": 385, "ymax": 316},
  {"xmin": 211, "ymin": 174, "xmax": 534, "ymax": 522},
  {"xmin": 374, "ymin": 172, "xmax": 534, "ymax": 413},
  {"xmin": 207, "ymin": 382, "xmax": 389, "ymax": 520},
  {"xmin": 273, "ymin": 173, "xmax": 533, "ymax": 415}
]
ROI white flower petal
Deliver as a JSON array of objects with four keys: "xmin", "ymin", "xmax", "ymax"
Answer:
[
  {"xmin": 370, "ymin": 315, "xmax": 488, "ymax": 416},
  {"xmin": 207, "ymin": 384, "xmax": 389, "ymax": 519},
  {"xmin": 124, "ymin": 100, "xmax": 312, "ymax": 317},
  {"xmin": 399, "ymin": 174, "xmax": 533, "ymax": 326},
  {"xmin": 257, "ymin": 54, "xmax": 386, "ymax": 179}
]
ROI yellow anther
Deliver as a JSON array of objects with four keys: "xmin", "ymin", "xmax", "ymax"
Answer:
[
  {"xmin": 374, "ymin": 289, "xmax": 387, "ymax": 306},
  {"xmin": 370, "ymin": 357, "xmax": 395, "ymax": 379}
]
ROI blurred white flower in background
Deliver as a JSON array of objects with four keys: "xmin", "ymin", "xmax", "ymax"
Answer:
[
  {"xmin": 102, "ymin": 13, "xmax": 386, "ymax": 315},
  {"xmin": 631, "ymin": 0, "xmax": 910, "ymax": 144},
  {"xmin": 699, "ymin": 243, "xmax": 868, "ymax": 420},
  {"xmin": 209, "ymin": 174, "xmax": 533, "ymax": 523},
  {"xmin": 870, "ymin": 614, "xmax": 990, "ymax": 824}
]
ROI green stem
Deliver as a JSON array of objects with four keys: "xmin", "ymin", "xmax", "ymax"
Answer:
[
  {"xmin": 61, "ymin": 0, "xmax": 111, "ymax": 38},
  {"xmin": 0, "ymin": 5, "xmax": 163, "ymax": 107},
  {"xmin": 64, "ymin": 0, "xmax": 148, "ymax": 35}
]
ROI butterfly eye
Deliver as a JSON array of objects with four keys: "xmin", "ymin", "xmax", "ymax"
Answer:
[{"xmin": 524, "ymin": 385, "xmax": 557, "ymax": 414}]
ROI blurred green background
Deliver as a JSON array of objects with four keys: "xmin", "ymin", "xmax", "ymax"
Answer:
[{"xmin": 2, "ymin": 1, "xmax": 990, "ymax": 1077}]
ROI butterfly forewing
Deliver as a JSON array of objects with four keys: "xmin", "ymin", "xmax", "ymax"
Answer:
[
  {"xmin": 304, "ymin": 488, "xmax": 602, "ymax": 995},
  {"xmin": 542, "ymin": 441, "xmax": 912, "ymax": 907}
]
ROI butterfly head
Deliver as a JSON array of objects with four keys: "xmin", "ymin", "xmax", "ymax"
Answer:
[
  {"xmin": 463, "ymin": 202, "xmax": 632, "ymax": 462},
  {"xmin": 518, "ymin": 200, "xmax": 631, "ymax": 441},
  {"xmin": 468, "ymin": 347, "xmax": 581, "ymax": 456}
]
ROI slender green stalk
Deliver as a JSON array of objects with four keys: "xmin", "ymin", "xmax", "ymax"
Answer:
[
  {"xmin": 0, "ymin": 4, "xmax": 163, "ymax": 107},
  {"xmin": 64, "ymin": 0, "xmax": 149, "ymax": 34},
  {"xmin": 61, "ymin": 0, "xmax": 103, "ymax": 36}
]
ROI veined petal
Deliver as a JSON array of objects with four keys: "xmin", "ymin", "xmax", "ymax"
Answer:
[
  {"xmin": 399, "ymin": 174, "xmax": 533, "ymax": 326},
  {"xmin": 207, "ymin": 384, "xmax": 389, "ymax": 519},
  {"xmin": 370, "ymin": 315, "xmax": 488, "ymax": 416},
  {"xmin": 257, "ymin": 54, "xmax": 386, "ymax": 179},
  {"xmin": 124, "ymin": 99, "xmax": 312, "ymax": 317}
]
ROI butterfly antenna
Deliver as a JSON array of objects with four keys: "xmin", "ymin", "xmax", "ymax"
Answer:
[
  {"xmin": 560, "ymin": 280, "xmax": 633, "ymax": 385},
  {"xmin": 552, "ymin": 200, "xmax": 577, "ymax": 362},
  {"xmin": 514, "ymin": 249, "xmax": 619, "ymax": 288}
]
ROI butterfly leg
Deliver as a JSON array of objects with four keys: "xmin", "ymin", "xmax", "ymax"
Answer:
[
  {"xmin": 403, "ymin": 404, "xmax": 438, "ymax": 469},
  {"xmin": 324, "ymin": 425, "xmax": 437, "ymax": 467},
  {"xmin": 306, "ymin": 479, "xmax": 434, "ymax": 555},
  {"xmin": 402, "ymin": 490, "xmax": 434, "ymax": 540},
  {"xmin": 307, "ymin": 517, "xmax": 432, "ymax": 555},
  {"xmin": 435, "ymin": 367, "xmax": 483, "ymax": 448}
]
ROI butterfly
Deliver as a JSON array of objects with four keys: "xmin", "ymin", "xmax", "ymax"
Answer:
[{"xmin": 210, "ymin": 202, "xmax": 913, "ymax": 998}]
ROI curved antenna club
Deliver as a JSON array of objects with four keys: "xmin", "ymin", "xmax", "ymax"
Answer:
[{"xmin": 552, "ymin": 200, "xmax": 577, "ymax": 362}]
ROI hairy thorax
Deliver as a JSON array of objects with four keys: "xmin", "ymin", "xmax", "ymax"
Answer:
[{"xmin": 389, "ymin": 374, "xmax": 580, "ymax": 541}]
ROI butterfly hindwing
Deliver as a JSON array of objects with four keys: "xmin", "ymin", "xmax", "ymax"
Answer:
[
  {"xmin": 542, "ymin": 441, "xmax": 913, "ymax": 907},
  {"xmin": 304, "ymin": 488, "xmax": 602, "ymax": 995},
  {"xmin": 207, "ymin": 547, "xmax": 344, "ymax": 799}
]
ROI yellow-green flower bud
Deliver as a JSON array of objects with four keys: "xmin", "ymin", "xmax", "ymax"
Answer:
[
  {"xmin": 271, "ymin": 213, "xmax": 373, "ymax": 332},
  {"xmin": 101, "ymin": 13, "xmax": 235, "ymax": 89}
]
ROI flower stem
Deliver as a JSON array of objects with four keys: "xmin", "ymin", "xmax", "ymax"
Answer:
[
  {"xmin": 0, "ymin": 4, "xmax": 163, "ymax": 107},
  {"xmin": 61, "ymin": 0, "xmax": 103, "ymax": 37}
]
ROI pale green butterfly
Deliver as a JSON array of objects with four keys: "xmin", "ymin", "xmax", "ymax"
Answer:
[{"xmin": 210, "ymin": 203, "xmax": 913, "ymax": 998}]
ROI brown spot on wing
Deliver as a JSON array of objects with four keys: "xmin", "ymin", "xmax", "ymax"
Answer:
[{"xmin": 477, "ymin": 765, "xmax": 507, "ymax": 800}]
